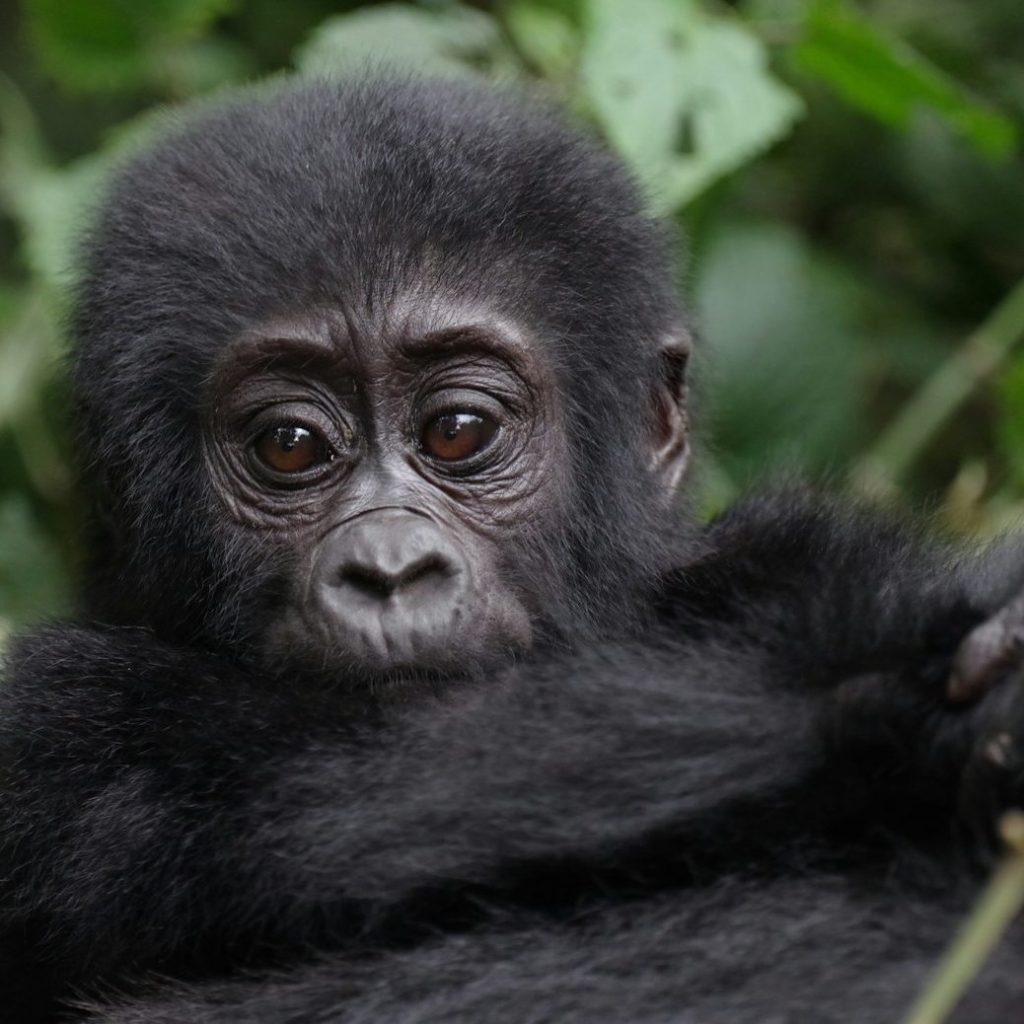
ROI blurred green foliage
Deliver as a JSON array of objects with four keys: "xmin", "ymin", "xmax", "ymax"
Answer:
[{"xmin": 1, "ymin": 0, "xmax": 1023, "ymax": 635}]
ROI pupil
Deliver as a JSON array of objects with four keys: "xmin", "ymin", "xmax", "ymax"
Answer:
[{"xmin": 278, "ymin": 427, "xmax": 303, "ymax": 450}]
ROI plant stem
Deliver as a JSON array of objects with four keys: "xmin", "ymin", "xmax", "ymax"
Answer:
[
  {"xmin": 901, "ymin": 812, "xmax": 1024, "ymax": 1024},
  {"xmin": 855, "ymin": 277, "xmax": 1024, "ymax": 494}
]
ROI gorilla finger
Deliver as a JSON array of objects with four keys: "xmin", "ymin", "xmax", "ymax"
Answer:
[
  {"xmin": 958, "ymin": 732, "xmax": 1020, "ymax": 853},
  {"xmin": 949, "ymin": 597, "xmax": 1024, "ymax": 702}
]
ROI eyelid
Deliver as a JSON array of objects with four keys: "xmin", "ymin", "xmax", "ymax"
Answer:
[
  {"xmin": 418, "ymin": 386, "xmax": 507, "ymax": 419},
  {"xmin": 244, "ymin": 404, "xmax": 354, "ymax": 451},
  {"xmin": 248, "ymin": 415, "xmax": 327, "ymax": 444},
  {"xmin": 416, "ymin": 395, "xmax": 503, "ymax": 444}
]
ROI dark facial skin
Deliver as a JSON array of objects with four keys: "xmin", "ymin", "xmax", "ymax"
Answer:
[{"xmin": 203, "ymin": 297, "xmax": 567, "ymax": 680}]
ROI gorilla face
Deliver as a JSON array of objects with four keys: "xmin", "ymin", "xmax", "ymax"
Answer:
[
  {"xmin": 203, "ymin": 299, "xmax": 567, "ymax": 677},
  {"xmin": 73, "ymin": 78, "xmax": 692, "ymax": 686}
]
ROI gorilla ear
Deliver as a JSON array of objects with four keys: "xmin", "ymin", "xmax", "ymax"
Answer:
[{"xmin": 649, "ymin": 332, "xmax": 692, "ymax": 496}]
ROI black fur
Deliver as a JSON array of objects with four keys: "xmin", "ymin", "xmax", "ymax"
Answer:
[{"xmin": 2, "ymin": 77, "xmax": 1024, "ymax": 1022}]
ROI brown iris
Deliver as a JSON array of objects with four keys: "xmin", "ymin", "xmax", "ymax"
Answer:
[
  {"xmin": 254, "ymin": 425, "xmax": 328, "ymax": 474},
  {"xmin": 421, "ymin": 412, "xmax": 497, "ymax": 462}
]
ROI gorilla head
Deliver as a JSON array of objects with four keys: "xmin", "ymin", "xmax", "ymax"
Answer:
[{"xmin": 73, "ymin": 77, "xmax": 691, "ymax": 684}]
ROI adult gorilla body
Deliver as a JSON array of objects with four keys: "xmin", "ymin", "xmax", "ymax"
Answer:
[{"xmin": 3, "ymin": 78, "xmax": 1024, "ymax": 1022}]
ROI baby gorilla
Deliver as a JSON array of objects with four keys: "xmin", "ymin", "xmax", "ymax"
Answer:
[{"xmin": 3, "ymin": 76, "xmax": 1024, "ymax": 1023}]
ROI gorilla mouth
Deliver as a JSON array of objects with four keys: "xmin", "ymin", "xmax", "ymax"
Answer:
[{"xmin": 262, "ymin": 598, "xmax": 522, "ymax": 692}]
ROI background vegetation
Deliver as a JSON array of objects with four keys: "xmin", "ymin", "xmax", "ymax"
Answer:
[{"xmin": 1, "ymin": 0, "xmax": 1023, "ymax": 639}]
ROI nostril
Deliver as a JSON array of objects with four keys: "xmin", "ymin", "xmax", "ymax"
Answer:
[
  {"xmin": 400, "ymin": 554, "xmax": 449, "ymax": 589},
  {"xmin": 338, "ymin": 555, "xmax": 451, "ymax": 599},
  {"xmin": 340, "ymin": 565, "xmax": 397, "ymax": 599}
]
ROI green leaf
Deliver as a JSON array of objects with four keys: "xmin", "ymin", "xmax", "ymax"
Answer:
[
  {"xmin": 18, "ymin": 158, "xmax": 111, "ymax": 290},
  {"xmin": 790, "ymin": 0, "xmax": 1017, "ymax": 160},
  {"xmin": 0, "ymin": 75, "xmax": 167, "ymax": 292},
  {"xmin": 151, "ymin": 37, "xmax": 254, "ymax": 95},
  {"xmin": 0, "ymin": 495, "xmax": 69, "ymax": 628},
  {"xmin": 503, "ymin": 1, "xmax": 580, "ymax": 79},
  {"xmin": 742, "ymin": 0, "xmax": 809, "ymax": 19},
  {"xmin": 696, "ymin": 221, "xmax": 864, "ymax": 483},
  {"xmin": 580, "ymin": 0, "xmax": 803, "ymax": 212},
  {"xmin": 0, "ymin": 291, "xmax": 62, "ymax": 429},
  {"xmin": 0, "ymin": 74, "xmax": 53, "ymax": 240},
  {"xmin": 296, "ymin": 4, "xmax": 501, "ymax": 79},
  {"xmin": 23, "ymin": 0, "xmax": 235, "ymax": 93}
]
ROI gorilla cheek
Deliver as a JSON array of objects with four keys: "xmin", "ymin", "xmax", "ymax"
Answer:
[{"xmin": 270, "ymin": 509, "xmax": 533, "ymax": 676}]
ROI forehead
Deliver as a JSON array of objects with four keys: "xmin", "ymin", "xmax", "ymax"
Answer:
[
  {"xmin": 78, "ymin": 80, "xmax": 677, "ymax": 418},
  {"xmin": 97, "ymin": 83, "xmax": 655, "ymax": 305},
  {"xmin": 213, "ymin": 290, "xmax": 549, "ymax": 386}
]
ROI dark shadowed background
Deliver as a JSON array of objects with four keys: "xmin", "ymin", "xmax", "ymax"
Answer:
[{"xmin": 1, "ymin": 0, "xmax": 1023, "ymax": 641}]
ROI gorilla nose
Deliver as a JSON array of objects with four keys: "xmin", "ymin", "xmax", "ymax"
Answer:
[
  {"xmin": 340, "ymin": 552, "xmax": 449, "ymax": 599},
  {"xmin": 301, "ymin": 508, "xmax": 529, "ymax": 674},
  {"xmin": 328, "ymin": 511, "xmax": 459, "ymax": 604}
]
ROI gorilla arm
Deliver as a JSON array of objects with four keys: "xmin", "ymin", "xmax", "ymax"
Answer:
[
  {"xmin": 1, "ymin": 495, "xmax": 1017, "ymax": 1017},
  {"xmin": 0, "ymin": 623, "xmax": 826, "ymax": 1005}
]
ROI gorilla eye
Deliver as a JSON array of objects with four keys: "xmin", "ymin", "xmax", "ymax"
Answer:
[
  {"xmin": 254, "ymin": 425, "xmax": 331, "ymax": 474},
  {"xmin": 421, "ymin": 412, "xmax": 497, "ymax": 462}
]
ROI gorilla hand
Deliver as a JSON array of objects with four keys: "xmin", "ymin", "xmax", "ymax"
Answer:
[
  {"xmin": 950, "ymin": 592, "xmax": 1024, "ymax": 703},
  {"xmin": 948, "ymin": 593, "xmax": 1024, "ymax": 847}
]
